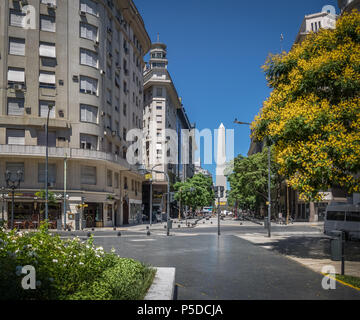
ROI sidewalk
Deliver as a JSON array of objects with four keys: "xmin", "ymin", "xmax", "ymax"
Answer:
[{"xmin": 237, "ymin": 230, "xmax": 360, "ymax": 278}]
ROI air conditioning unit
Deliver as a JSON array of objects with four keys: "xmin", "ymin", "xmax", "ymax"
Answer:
[
  {"xmin": 79, "ymin": 10, "xmax": 86, "ymax": 16},
  {"xmin": 72, "ymin": 75, "xmax": 79, "ymax": 82},
  {"xmin": 47, "ymin": 3, "xmax": 57, "ymax": 9},
  {"xmin": 14, "ymin": 84, "xmax": 24, "ymax": 91},
  {"xmin": 100, "ymin": 111, "xmax": 105, "ymax": 117},
  {"xmin": 100, "ymin": 70, "xmax": 105, "ymax": 75}
]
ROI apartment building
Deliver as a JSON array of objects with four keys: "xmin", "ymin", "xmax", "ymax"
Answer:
[
  {"xmin": 0, "ymin": 0, "xmax": 151, "ymax": 228},
  {"xmin": 142, "ymin": 41, "xmax": 194, "ymax": 217},
  {"xmin": 338, "ymin": 0, "xmax": 360, "ymax": 13}
]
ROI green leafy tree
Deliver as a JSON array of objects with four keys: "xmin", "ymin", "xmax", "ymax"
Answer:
[
  {"xmin": 227, "ymin": 148, "xmax": 283, "ymax": 216},
  {"xmin": 174, "ymin": 174, "xmax": 214, "ymax": 211}
]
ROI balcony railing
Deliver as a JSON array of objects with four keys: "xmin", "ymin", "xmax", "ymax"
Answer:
[{"xmin": 0, "ymin": 145, "xmax": 138, "ymax": 172}]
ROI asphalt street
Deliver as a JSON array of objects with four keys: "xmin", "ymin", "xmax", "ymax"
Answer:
[{"xmin": 57, "ymin": 219, "xmax": 360, "ymax": 300}]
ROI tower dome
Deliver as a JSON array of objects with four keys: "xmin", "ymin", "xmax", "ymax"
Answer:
[{"xmin": 149, "ymin": 38, "xmax": 168, "ymax": 69}]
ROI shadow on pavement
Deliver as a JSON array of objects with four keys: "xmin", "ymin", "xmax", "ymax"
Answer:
[{"xmin": 254, "ymin": 236, "xmax": 360, "ymax": 262}]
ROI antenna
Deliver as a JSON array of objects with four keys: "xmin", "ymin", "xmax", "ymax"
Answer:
[{"xmin": 157, "ymin": 32, "xmax": 160, "ymax": 43}]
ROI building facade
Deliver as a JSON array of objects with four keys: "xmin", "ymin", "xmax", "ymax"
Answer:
[
  {"xmin": 142, "ymin": 41, "xmax": 194, "ymax": 217},
  {"xmin": 338, "ymin": 0, "xmax": 360, "ymax": 13},
  {"xmin": 0, "ymin": 0, "xmax": 151, "ymax": 228}
]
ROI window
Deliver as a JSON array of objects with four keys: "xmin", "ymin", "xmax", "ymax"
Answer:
[
  {"xmin": 80, "ymin": 76, "xmax": 98, "ymax": 95},
  {"xmin": 7, "ymin": 98, "xmax": 24, "ymax": 116},
  {"xmin": 80, "ymin": 104, "xmax": 98, "ymax": 123},
  {"xmin": 39, "ymin": 42, "xmax": 56, "ymax": 58},
  {"xmin": 9, "ymin": 10, "xmax": 26, "ymax": 28},
  {"xmin": 39, "ymin": 71, "xmax": 56, "ymax": 88},
  {"xmin": 6, "ymin": 162, "xmax": 24, "ymax": 182},
  {"xmin": 156, "ymin": 115, "xmax": 162, "ymax": 123},
  {"xmin": 114, "ymin": 173, "xmax": 119, "ymax": 189},
  {"xmin": 346, "ymin": 212, "xmax": 360, "ymax": 222},
  {"xmin": 80, "ymin": 48, "xmax": 98, "ymax": 68},
  {"xmin": 80, "ymin": 22, "xmax": 98, "ymax": 41},
  {"xmin": 8, "ymin": 68, "xmax": 25, "ymax": 84},
  {"xmin": 37, "ymin": 131, "xmax": 56, "ymax": 147},
  {"xmin": 81, "ymin": 166, "xmax": 97, "ymax": 185},
  {"xmin": 9, "ymin": 38, "xmax": 25, "ymax": 56},
  {"xmin": 156, "ymin": 105, "xmax": 162, "ymax": 110},
  {"xmin": 327, "ymin": 211, "xmax": 345, "ymax": 221},
  {"xmin": 6, "ymin": 129, "xmax": 25, "ymax": 145},
  {"xmin": 39, "ymin": 101, "xmax": 56, "ymax": 118},
  {"xmin": 40, "ymin": 15, "xmax": 56, "ymax": 32},
  {"xmin": 41, "ymin": 0, "xmax": 57, "ymax": 4},
  {"xmin": 156, "ymin": 88, "xmax": 163, "ymax": 97},
  {"xmin": 80, "ymin": 134, "xmax": 98, "ymax": 150},
  {"xmin": 38, "ymin": 163, "xmax": 56, "ymax": 183},
  {"xmin": 107, "ymin": 170, "xmax": 113, "ymax": 187},
  {"xmin": 80, "ymin": 0, "xmax": 98, "ymax": 16},
  {"xmin": 123, "ymin": 103, "xmax": 127, "ymax": 116},
  {"xmin": 124, "ymin": 176, "xmax": 128, "ymax": 189},
  {"xmin": 123, "ymin": 128, "xmax": 127, "ymax": 141}
]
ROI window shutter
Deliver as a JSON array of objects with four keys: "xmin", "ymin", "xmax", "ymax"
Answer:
[
  {"xmin": 8, "ymin": 68, "xmax": 25, "ymax": 83},
  {"xmin": 9, "ymin": 38, "xmax": 25, "ymax": 56},
  {"xmin": 39, "ymin": 43, "xmax": 56, "ymax": 58},
  {"xmin": 40, "ymin": 15, "xmax": 56, "ymax": 32},
  {"xmin": 10, "ymin": 11, "xmax": 25, "ymax": 27},
  {"xmin": 8, "ymin": 98, "xmax": 24, "ymax": 116},
  {"xmin": 7, "ymin": 129, "xmax": 25, "ymax": 145},
  {"xmin": 39, "ymin": 101, "xmax": 55, "ymax": 118},
  {"xmin": 39, "ymin": 71, "xmax": 56, "ymax": 84}
]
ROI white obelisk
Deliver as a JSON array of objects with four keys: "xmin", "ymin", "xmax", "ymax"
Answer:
[{"xmin": 216, "ymin": 123, "xmax": 227, "ymax": 205}]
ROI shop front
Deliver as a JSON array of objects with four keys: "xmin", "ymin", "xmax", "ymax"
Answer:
[{"xmin": 4, "ymin": 192, "xmax": 62, "ymax": 229}]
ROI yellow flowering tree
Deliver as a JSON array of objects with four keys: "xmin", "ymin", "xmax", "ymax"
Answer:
[{"xmin": 252, "ymin": 11, "xmax": 360, "ymax": 201}]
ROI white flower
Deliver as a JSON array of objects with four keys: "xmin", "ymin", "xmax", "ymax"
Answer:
[
  {"xmin": 79, "ymin": 262, "xmax": 84, "ymax": 265},
  {"xmin": 95, "ymin": 254, "xmax": 100, "ymax": 258},
  {"xmin": 52, "ymin": 259, "xmax": 58, "ymax": 263},
  {"xmin": 111, "ymin": 248, "xmax": 116, "ymax": 253}
]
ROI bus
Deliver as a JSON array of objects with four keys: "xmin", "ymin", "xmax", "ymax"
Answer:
[
  {"xmin": 203, "ymin": 207, "xmax": 213, "ymax": 214},
  {"xmin": 324, "ymin": 204, "xmax": 360, "ymax": 240}
]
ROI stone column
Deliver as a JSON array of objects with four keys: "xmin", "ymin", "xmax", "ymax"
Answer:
[{"xmin": 309, "ymin": 202, "xmax": 318, "ymax": 222}]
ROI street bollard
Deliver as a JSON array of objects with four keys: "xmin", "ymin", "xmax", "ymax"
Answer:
[
  {"xmin": 147, "ymin": 231, "xmax": 151, "ymax": 236},
  {"xmin": 330, "ymin": 230, "xmax": 345, "ymax": 275},
  {"xmin": 117, "ymin": 232, "xmax": 121, "ymax": 237}
]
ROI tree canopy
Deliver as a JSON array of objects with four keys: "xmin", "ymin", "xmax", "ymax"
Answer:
[
  {"xmin": 174, "ymin": 174, "xmax": 214, "ymax": 209},
  {"xmin": 227, "ymin": 148, "xmax": 282, "ymax": 214},
  {"xmin": 252, "ymin": 11, "xmax": 360, "ymax": 201}
]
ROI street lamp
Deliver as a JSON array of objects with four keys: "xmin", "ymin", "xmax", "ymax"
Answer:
[
  {"xmin": 45, "ymin": 104, "xmax": 54, "ymax": 221},
  {"xmin": 5, "ymin": 170, "xmax": 23, "ymax": 229},
  {"xmin": 1, "ymin": 187, "xmax": 6, "ymax": 223},
  {"xmin": 234, "ymin": 118, "xmax": 272, "ymax": 238}
]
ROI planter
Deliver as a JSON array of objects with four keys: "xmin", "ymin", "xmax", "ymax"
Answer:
[{"xmin": 145, "ymin": 268, "xmax": 176, "ymax": 300}]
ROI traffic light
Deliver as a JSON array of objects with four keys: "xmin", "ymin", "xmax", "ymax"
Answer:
[{"xmin": 220, "ymin": 186, "xmax": 225, "ymax": 198}]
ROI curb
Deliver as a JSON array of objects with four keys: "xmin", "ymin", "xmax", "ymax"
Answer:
[{"xmin": 145, "ymin": 267, "xmax": 176, "ymax": 300}]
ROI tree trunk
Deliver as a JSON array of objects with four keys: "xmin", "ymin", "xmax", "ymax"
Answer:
[{"xmin": 309, "ymin": 202, "xmax": 318, "ymax": 222}]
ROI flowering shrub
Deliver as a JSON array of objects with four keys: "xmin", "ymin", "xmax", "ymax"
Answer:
[{"xmin": 0, "ymin": 223, "xmax": 155, "ymax": 300}]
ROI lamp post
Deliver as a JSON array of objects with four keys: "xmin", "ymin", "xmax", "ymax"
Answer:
[
  {"xmin": 5, "ymin": 170, "xmax": 23, "ymax": 229},
  {"xmin": 1, "ymin": 187, "xmax": 6, "ymax": 223},
  {"xmin": 234, "ymin": 119, "xmax": 272, "ymax": 238},
  {"xmin": 45, "ymin": 104, "xmax": 54, "ymax": 221}
]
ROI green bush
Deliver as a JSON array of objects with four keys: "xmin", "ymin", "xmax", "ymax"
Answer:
[{"xmin": 0, "ymin": 222, "xmax": 155, "ymax": 300}]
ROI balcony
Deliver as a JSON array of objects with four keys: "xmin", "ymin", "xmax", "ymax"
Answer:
[{"xmin": 0, "ymin": 145, "xmax": 139, "ymax": 172}]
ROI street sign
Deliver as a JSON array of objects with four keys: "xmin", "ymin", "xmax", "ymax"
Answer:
[{"xmin": 145, "ymin": 173, "xmax": 153, "ymax": 180}]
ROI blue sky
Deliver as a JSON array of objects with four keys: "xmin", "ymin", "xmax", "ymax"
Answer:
[{"xmin": 135, "ymin": 0, "xmax": 340, "ymax": 180}]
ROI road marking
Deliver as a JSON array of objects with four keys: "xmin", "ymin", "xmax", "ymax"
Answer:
[
  {"xmin": 130, "ymin": 239, "xmax": 156, "ymax": 242},
  {"xmin": 321, "ymin": 273, "xmax": 360, "ymax": 292}
]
